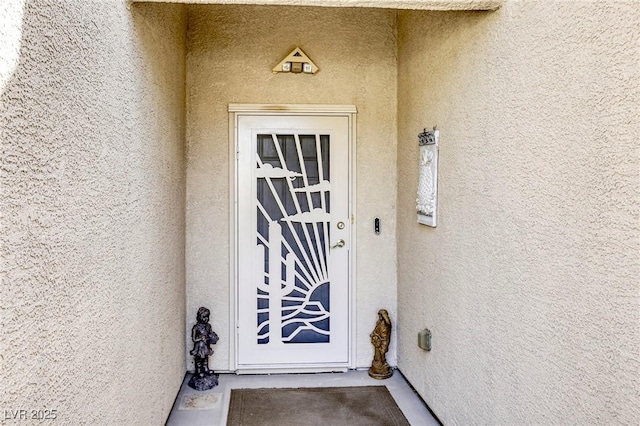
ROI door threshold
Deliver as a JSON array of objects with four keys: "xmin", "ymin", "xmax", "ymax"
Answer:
[{"xmin": 235, "ymin": 366, "xmax": 349, "ymax": 375}]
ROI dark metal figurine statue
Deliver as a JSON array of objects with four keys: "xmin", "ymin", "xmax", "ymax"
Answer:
[
  {"xmin": 368, "ymin": 309, "xmax": 393, "ymax": 380},
  {"xmin": 188, "ymin": 307, "xmax": 219, "ymax": 390}
]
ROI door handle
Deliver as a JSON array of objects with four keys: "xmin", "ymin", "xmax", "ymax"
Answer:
[{"xmin": 331, "ymin": 239, "xmax": 345, "ymax": 249}]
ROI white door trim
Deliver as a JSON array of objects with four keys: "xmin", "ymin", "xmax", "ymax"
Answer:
[
  {"xmin": 229, "ymin": 104, "xmax": 357, "ymax": 372},
  {"xmin": 229, "ymin": 104, "xmax": 357, "ymax": 113}
]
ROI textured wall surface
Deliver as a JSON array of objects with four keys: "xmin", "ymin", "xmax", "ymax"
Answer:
[
  {"xmin": 396, "ymin": 2, "xmax": 639, "ymax": 424},
  {"xmin": 1, "ymin": 1, "xmax": 187, "ymax": 424},
  {"xmin": 186, "ymin": 5, "xmax": 397, "ymax": 370}
]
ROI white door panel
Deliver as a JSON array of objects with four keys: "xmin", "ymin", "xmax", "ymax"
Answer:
[{"xmin": 236, "ymin": 115, "xmax": 351, "ymax": 369}]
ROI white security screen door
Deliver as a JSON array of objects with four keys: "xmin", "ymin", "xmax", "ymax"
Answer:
[{"xmin": 236, "ymin": 112, "xmax": 352, "ymax": 370}]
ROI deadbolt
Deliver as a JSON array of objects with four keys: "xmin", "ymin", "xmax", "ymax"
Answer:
[{"xmin": 337, "ymin": 221, "xmax": 345, "ymax": 230}]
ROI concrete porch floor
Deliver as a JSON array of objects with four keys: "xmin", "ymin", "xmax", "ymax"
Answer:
[{"xmin": 166, "ymin": 370, "xmax": 440, "ymax": 425}]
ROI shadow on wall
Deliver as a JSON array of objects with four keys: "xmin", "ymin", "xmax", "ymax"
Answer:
[
  {"xmin": 398, "ymin": 9, "xmax": 498, "ymax": 130},
  {"xmin": 132, "ymin": 1, "xmax": 187, "ymax": 135}
]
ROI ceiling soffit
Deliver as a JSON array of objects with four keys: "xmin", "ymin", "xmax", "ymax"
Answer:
[{"xmin": 130, "ymin": 0, "xmax": 504, "ymax": 11}]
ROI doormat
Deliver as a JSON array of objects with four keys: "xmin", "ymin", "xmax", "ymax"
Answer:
[{"xmin": 227, "ymin": 386, "xmax": 410, "ymax": 426}]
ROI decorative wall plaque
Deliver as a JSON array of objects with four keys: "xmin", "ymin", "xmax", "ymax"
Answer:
[
  {"xmin": 416, "ymin": 128, "xmax": 439, "ymax": 227},
  {"xmin": 272, "ymin": 47, "xmax": 318, "ymax": 74}
]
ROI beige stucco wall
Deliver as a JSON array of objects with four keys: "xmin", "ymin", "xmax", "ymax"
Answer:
[
  {"xmin": 186, "ymin": 5, "xmax": 398, "ymax": 370},
  {"xmin": 396, "ymin": 2, "xmax": 639, "ymax": 425},
  {"xmin": 1, "ymin": 1, "xmax": 187, "ymax": 424}
]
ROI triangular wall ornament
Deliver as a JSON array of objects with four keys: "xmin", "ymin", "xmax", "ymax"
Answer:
[{"xmin": 272, "ymin": 47, "xmax": 319, "ymax": 74}]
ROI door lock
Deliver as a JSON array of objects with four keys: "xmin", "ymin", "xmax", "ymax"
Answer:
[
  {"xmin": 331, "ymin": 239, "xmax": 345, "ymax": 249},
  {"xmin": 336, "ymin": 221, "xmax": 345, "ymax": 230}
]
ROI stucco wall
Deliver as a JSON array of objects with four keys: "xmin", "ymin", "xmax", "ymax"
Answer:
[
  {"xmin": 186, "ymin": 5, "xmax": 397, "ymax": 370},
  {"xmin": 1, "ymin": 1, "xmax": 186, "ymax": 424},
  {"xmin": 396, "ymin": 2, "xmax": 639, "ymax": 425}
]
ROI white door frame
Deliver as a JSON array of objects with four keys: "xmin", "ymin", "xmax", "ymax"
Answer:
[{"xmin": 229, "ymin": 104, "xmax": 357, "ymax": 373}]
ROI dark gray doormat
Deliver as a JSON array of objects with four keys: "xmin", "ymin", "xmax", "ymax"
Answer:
[{"xmin": 227, "ymin": 386, "xmax": 410, "ymax": 426}]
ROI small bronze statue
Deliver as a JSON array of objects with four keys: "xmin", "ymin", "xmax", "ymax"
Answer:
[
  {"xmin": 368, "ymin": 309, "xmax": 393, "ymax": 379},
  {"xmin": 188, "ymin": 307, "xmax": 219, "ymax": 390}
]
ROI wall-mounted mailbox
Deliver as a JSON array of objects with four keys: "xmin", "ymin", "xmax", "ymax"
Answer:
[{"xmin": 418, "ymin": 328, "xmax": 432, "ymax": 351}]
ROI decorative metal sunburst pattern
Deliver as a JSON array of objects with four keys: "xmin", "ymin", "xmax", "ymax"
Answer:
[{"xmin": 255, "ymin": 134, "xmax": 331, "ymax": 345}]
